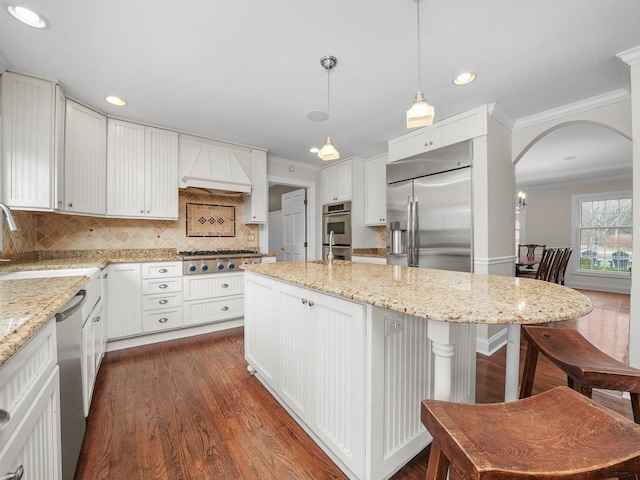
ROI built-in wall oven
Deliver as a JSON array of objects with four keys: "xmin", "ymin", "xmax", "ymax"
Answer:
[{"xmin": 322, "ymin": 201, "xmax": 351, "ymax": 260}]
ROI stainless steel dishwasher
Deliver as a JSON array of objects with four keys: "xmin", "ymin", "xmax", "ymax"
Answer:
[{"xmin": 56, "ymin": 268, "xmax": 101, "ymax": 480}]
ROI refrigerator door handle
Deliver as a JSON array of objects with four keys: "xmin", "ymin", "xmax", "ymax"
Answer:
[
  {"xmin": 412, "ymin": 199, "xmax": 419, "ymax": 267},
  {"xmin": 407, "ymin": 198, "xmax": 414, "ymax": 266}
]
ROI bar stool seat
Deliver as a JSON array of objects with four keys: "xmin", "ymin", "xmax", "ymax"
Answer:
[
  {"xmin": 421, "ymin": 386, "xmax": 640, "ymax": 479},
  {"xmin": 519, "ymin": 325, "xmax": 640, "ymax": 424}
]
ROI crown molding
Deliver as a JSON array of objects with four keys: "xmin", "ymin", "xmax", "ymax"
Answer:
[
  {"xmin": 512, "ymin": 89, "xmax": 630, "ymax": 130},
  {"xmin": 487, "ymin": 102, "xmax": 515, "ymax": 130},
  {"xmin": 617, "ymin": 45, "xmax": 640, "ymax": 65},
  {"xmin": 268, "ymin": 155, "xmax": 321, "ymax": 171}
]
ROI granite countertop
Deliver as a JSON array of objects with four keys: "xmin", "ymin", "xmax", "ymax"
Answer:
[
  {"xmin": 241, "ymin": 261, "xmax": 593, "ymax": 325},
  {"xmin": 352, "ymin": 248, "xmax": 386, "ymax": 258}
]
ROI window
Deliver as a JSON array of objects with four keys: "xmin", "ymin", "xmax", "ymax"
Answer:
[{"xmin": 573, "ymin": 191, "xmax": 632, "ymax": 275}]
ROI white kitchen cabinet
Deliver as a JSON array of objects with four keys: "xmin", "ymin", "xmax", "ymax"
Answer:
[
  {"xmin": 364, "ymin": 154, "xmax": 387, "ymax": 225},
  {"xmin": 82, "ymin": 301, "xmax": 104, "ymax": 416},
  {"xmin": 106, "ymin": 119, "xmax": 178, "ymax": 219},
  {"xmin": 53, "ymin": 85, "xmax": 66, "ymax": 211},
  {"xmin": 244, "ymin": 149, "xmax": 268, "ymax": 224},
  {"xmin": 351, "ymin": 255, "xmax": 387, "ymax": 265},
  {"xmin": 64, "ymin": 99, "xmax": 107, "ymax": 215},
  {"xmin": 322, "ymin": 160, "xmax": 352, "ymax": 204},
  {"xmin": 387, "ymin": 105, "xmax": 487, "ymax": 163},
  {"xmin": 141, "ymin": 261, "xmax": 183, "ymax": 334},
  {"xmin": 244, "ymin": 274, "xmax": 277, "ymax": 384},
  {"xmin": 105, "ymin": 263, "xmax": 142, "ymax": 339},
  {"xmin": 183, "ymin": 272, "xmax": 243, "ymax": 327},
  {"xmin": 0, "ymin": 320, "xmax": 61, "ymax": 480},
  {"xmin": 1, "ymin": 71, "xmax": 63, "ymax": 211}
]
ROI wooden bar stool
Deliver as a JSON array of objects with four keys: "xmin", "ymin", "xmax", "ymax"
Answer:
[
  {"xmin": 421, "ymin": 386, "xmax": 640, "ymax": 479},
  {"xmin": 519, "ymin": 325, "xmax": 640, "ymax": 424}
]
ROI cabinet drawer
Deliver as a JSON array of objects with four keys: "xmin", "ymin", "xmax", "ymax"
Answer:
[
  {"xmin": 183, "ymin": 273, "xmax": 243, "ymax": 301},
  {"xmin": 142, "ymin": 308, "xmax": 183, "ymax": 333},
  {"xmin": 142, "ymin": 277, "xmax": 182, "ymax": 295},
  {"xmin": 0, "ymin": 321, "xmax": 57, "ymax": 450},
  {"xmin": 143, "ymin": 292, "xmax": 183, "ymax": 311},
  {"xmin": 141, "ymin": 262, "xmax": 182, "ymax": 279},
  {"xmin": 184, "ymin": 295, "xmax": 243, "ymax": 327}
]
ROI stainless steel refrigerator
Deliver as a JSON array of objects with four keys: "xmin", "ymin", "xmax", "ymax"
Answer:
[{"xmin": 386, "ymin": 140, "xmax": 472, "ymax": 272}]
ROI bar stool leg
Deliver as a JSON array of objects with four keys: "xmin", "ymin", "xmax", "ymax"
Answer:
[
  {"xmin": 519, "ymin": 343, "xmax": 538, "ymax": 398},
  {"xmin": 425, "ymin": 442, "xmax": 450, "ymax": 480},
  {"xmin": 632, "ymin": 393, "xmax": 640, "ymax": 424}
]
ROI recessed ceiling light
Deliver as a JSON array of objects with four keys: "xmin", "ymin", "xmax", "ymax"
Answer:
[
  {"xmin": 309, "ymin": 147, "xmax": 319, "ymax": 153},
  {"xmin": 105, "ymin": 95, "xmax": 127, "ymax": 106},
  {"xmin": 4, "ymin": 2, "xmax": 50, "ymax": 28},
  {"xmin": 453, "ymin": 72, "xmax": 476, "ymax": 86},
  {"xmin": 307, "ymin": 110, "xmax": 329, "ymax": 122}
]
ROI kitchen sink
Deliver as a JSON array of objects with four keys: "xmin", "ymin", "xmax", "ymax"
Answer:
[{"xmin": 0, "ymin": 268, "xmax": 100, "ymax": 280}]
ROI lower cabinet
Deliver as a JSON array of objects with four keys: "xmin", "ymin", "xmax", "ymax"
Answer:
[
  {"xmin": 245, "ymin": 275, "xmax": 365, "ymax": 478},
  {"xmin": 106, "ymin": 263, "xmax": 143, "ymax": 339},
  {"xmin": 0, "ymin": 320, "xmax": 62, "ymax": 480},
  {"xmin": 183, "ymin": 272, "xmax": 244, "ymax": 326},
  {"xmin": 82, "ymin": 301, "xmax": 104, "ymax": 416}
]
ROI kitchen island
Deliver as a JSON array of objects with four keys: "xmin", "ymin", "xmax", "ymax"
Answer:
[{"xmin": 242, "ymin": 261, "xmax": 592, "ymax": 480}]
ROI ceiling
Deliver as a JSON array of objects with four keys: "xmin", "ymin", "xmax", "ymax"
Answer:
[{"xmin": 0, "ymin": 0, "xmax": 639, "ymax": 170}]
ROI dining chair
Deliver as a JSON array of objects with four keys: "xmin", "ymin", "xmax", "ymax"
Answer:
[
  {"xmin": 517, "ymin": 244, "xmax": 546, "ymax": 277},
  {"xmin": 534, "ymin": 247, "xmax": 556, "ymax": 281},
  {"xmin": 422, "ymin": 386, "xmax": 640, "ymax": 479}
]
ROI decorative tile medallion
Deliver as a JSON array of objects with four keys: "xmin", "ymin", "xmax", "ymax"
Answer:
[{"xmin": 186, "ymin": 203, "xmax": 235, "ymax": 237}]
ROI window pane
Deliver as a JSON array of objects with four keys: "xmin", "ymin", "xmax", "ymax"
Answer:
[{"xmin": 620, "ymin": 199, "xmax": 632, "ymax": 226}]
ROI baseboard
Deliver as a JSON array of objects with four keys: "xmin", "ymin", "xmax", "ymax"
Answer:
[
  {"xmin": 476, "ymin": 327, "xmax": 508, "ymax": 356},
  {"xmin": 106, "ymin": 318, "xmax": 244, "ymax": 352},
  {"xmin": 565, "ymin": 281, "xmax": 630, "ymax": 294}
]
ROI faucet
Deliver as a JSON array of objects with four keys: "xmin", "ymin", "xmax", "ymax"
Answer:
[
  {"xmin": 327, "ymin": 230, "xmax": 335, "ymax": 267},
  {"xmin": 0, "ymin": 203, "xmax": 19, "ymax": 232}
]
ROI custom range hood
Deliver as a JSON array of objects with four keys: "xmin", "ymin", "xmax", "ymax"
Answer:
[{"xmin": 179, "ymin": 134, "xmax": 252, "ymax": 194}]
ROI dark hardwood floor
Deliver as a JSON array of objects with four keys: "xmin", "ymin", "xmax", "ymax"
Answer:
[{"xmin": 75, "ymin": 290, "xmax": 632, "ymax": 479}]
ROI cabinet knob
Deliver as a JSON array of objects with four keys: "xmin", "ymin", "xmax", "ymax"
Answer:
[
  {"xmin": 158, "ymin": 268, "xmax": 168, "ymax": 273},
  {"xmin": 221, "ymin": 306, "xmax": 229, "ymax": 311},
  {"xmin": 158, "ymin": 284, "xmax": 168, "ymax": 289},
  {"xmin": 301, "ymin": 298, "xmax": 308, "ymax": 305},
  {"xmin": 2, "ymin": 465, "xmax": 24, "ymax": 480},
  {"xmin": 140, "ymin": 210, "xmax": 144, "ymax": 213},
  {"xmin": 221, "ymin": 283, "xmax": 229, "ymax": 288},
  {"xmin": 147, "ymin": 210, "xmax": 150, "ymax": 214},
  {"xmin": 158, "ymin": 318, "xmax": 168, "ymax": 323},
  {"xmin": 0, "ymin": 408, "xmax": 10, "ymax": 429},
  {"xmin": 93, "ymin": 315, "xmax": 101, "ymax": 323},
  {"xmin": 159, "ymin": 299, "xmax": 169, "ymax": 305},
  {"xmin": 67, "ymin": 202, "xmax": 73, "ymax": 207},
  {"xmin": 308, "ymin": 300, "xmax": 315, "ymax": 307},
  {"xmin": 425, "ymin": 141, "xmax": 433, "ymax": 147}
]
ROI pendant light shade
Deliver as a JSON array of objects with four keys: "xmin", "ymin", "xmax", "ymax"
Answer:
[
  {"xmin": 407, "ymin": 0, "xmax": 435, "ymax": 128},
  {"xmin": 318, "ymin": 55, "xmax": 340, "ymax": 161},
  {"xmin": 318, "ymin": 136, "xmax": 340, "ymax": 161},
  {"xmin": 406, "ymin": 91, "xmax": 435, "ymax": 127}
]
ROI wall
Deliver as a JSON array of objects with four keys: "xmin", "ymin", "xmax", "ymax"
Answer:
[
  {"xmin": 630, "ymin": 61, "xmax": 640, "ymax": 368},
  {"xmin": 523, "ymin": 179, "xmax": 632, "ymax": 293},
  {"xmin": 268, "ymin": 185, "xmax": 299, "ymax": 212},
  {"xmin": 1, "ymin": 190, "xmax": 260, "ymax": 257}
]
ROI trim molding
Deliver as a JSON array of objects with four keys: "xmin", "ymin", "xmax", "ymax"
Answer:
[
  {"xmin": 518, "ymin": 173, "xmax": 632, "ymax": 191},
  {"xmin": 513, "ymin": 89, "xmax": 630, "ymax": 130},
  {"xmin": 488, "ymin": 102, "xmax": 515, "ymax": 130},
  {"xmin": 565, "ymin": 281, "xmax": 630, "ymax": 295},
  {"xmin": 476, "ymin": 327, "xmax": 508, "ymax": 356},
  {"xmin": 474, "ymin": 255, "xmax": 516, "ymax": 267},
  {"xmin": 617, "ymin": 45, "xmax": 640, "ymax": 66},
  {"xmin": 268, "ymin": 155, "xmax": 321, "ymax": 172}
]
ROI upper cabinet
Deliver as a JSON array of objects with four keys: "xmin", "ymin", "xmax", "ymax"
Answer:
[
  {"xmin": 388, "ymin": 105, "xmax": 487, "ymax": 163},
  {"xmin": 64, "ymin": 99, "xmax": 107, "ymax": 216},
  {"xmin": 364, "ymin": 154, "xmax": 387, "ymax": 226},
  {"xmin": 321, "ymin": 160, "xmax": 352, "ymax": 204},
  {"xmin": 244, "ymin": 149, "xmax": 267, "ymax": 224},
  {"xmin": 107, "ymin": 119, "xmax": 178, "ymax": 219},
  {"xmin": 1, "ymin": 71, "xmax": 64, "ymax": 211}
]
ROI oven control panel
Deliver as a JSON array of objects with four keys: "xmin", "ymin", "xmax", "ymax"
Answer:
[{"xmin": 183, "ymin": 256, "xmax": 262, "ymax": 275}]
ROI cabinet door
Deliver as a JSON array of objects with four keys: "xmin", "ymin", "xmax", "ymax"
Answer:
[
  {"xmin": 145, "ymin": 127, "xmax": 179, "ymax": 219},
  {"xmin": 1, "ymin": 72, "xmax": 55, "ymax": 210},
  {"xmin": 244, "ymin": 149, "xmax": 267, "ymax": 224},
  {"xmin": 278, "ymin": 284, "xmax": 311, "ymax": 421},
  {"xmin": 81, "ymin": 313, "xmax": 95, "ymax": 417},
  {"xmin": 53, "ymin": 85, "xmax": 66, "ymax": 211},
  {"xmin": 244, "ymin": 273, "xmax": 277, "ymax": 385},
  {"xmin": 322, "ymin": 160, "xmax": 352, "ymax": 204},
  {"xmin": 310, "ymin": 292, "xmax": 365, "ymax": 478},
  {"xmin": 105, "ymin": 263, "xmax": 142, "ymax": 339},
  {"xmin": 106, "ymin": 119, "xmax": 145, "ymax": 217},
  {"xmin": 365, "ymin": 155, "xmax": 387, "ymax": 225},
  {"xmin": 64, "ymin": 100, "xmax": 107, "ymax": 215},
  {"xmin": 387, "ymin": 128, "xmax": 429, "ymax": 163},
  {"xmin": 321, "ymin": 167, "xmax": 334, "ymax": 204},
  {"xmin": 92, "ymin": 303, "xmax": 105, "ymax": 395},
  {"xmin": 0, "ymin": 367, "xmax": 62, "ymax": 480}
]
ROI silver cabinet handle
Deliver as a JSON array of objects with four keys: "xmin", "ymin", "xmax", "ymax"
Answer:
[
  {"xmin": 158, "ymin": 284, "xmax": 168, "ymax": 289},
  {"xmin": 221, "ymin": 283, "xmax": 229, "ymax": 288},
  {"xmin": 2, "ymin": 465, "xmax": 24, "ymax": 480},
  {"xmin": 93, "ymin": 315, "xmax": 101, "ymax": 323},
  {"xmin": 0, "ymin": 409, "xmax": 10, "ymax": 429},
  {"xmin": 159, "ymin": 299, "xmax": 168, "ymax": 305},
  {"xmin": 158, "ymin": 268, "xmax": 168, "ymax": 273},
  {"xmin": 308, "ymin": 301, "xmax": 315, "ymax": 307},
  {"xmin": 140, "ymin": 210, "xmax": 144, "ymax": 213},
  {"xmin": 147, "ymin": 210, "xmax": 150, "ymax": 214},
  {"xmin": 158, "ymin": 318, "xmax": 168, "ymax": 323},
  {"xmin": 67, "ymin": 202, "xmax": 73, "ymax": 207},
  {"xmin": 301, "ymin": 298, "xmax": 308, "ymax": 305},
  {"xmin": 221, "ymin": 306, "xmax": 229, "ymax": 311}
]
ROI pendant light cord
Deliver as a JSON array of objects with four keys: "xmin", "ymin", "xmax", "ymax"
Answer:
[
  {"xmin": 327, "ymin": 67, "xmax": 331, "ymax": 136},
  {"xmin": 416, "ymin": 0, "xmax": 422, "ymax": 91}
]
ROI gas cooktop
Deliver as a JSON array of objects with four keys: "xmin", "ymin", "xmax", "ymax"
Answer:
[{"xmin": 179, "ymin": 250, "xmax": 262, "ymax": 274}]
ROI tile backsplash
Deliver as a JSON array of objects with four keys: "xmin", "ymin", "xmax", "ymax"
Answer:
[{"xmin": 1, "ymin": 190, "xmax": 260, "ymax": 258}]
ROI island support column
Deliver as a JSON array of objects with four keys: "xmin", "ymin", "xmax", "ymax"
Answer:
[
  {"xmin": 505, "ymin": 324, "xmax": 521, "ymax": 402},
  {"xmin": 428, "ymin": 320, "xmax": 455, "ymax": 401}
]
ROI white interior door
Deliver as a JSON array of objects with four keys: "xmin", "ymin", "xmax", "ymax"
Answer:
[{"xmin": 282, "ymin": 189, "xmax": 307, "ymax": 262}]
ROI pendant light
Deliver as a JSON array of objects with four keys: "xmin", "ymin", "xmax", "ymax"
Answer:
[
  {"xmin": 406, "ymin": 0, "xmax": 435, "ymax": 128},
  {"xmin": 318, "ymin": 55, "xmax": 340, "ymax": 161}
]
